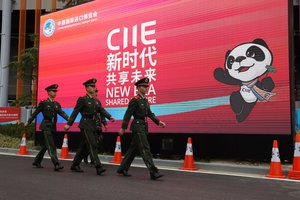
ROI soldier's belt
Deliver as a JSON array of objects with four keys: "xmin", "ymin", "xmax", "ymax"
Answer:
[
  {"xmin": 82, "ymin": 115, "xmax": 94, "ymax": 119},
  {"xmin": 133, "ymin": 118, "xmax": 148, "ymax": 124},
  {"xmin": 43, "ymin": 119, "xmax": 55, "ymax": 122}
]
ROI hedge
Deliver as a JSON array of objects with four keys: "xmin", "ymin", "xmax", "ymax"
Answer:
[{"xmin": 0, "ymin": 123, "xmax": 35, "ymax": 140}]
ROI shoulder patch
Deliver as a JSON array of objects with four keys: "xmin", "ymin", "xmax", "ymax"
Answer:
[{"xmin": 134, "ymin": 95, "xmax": 140, "ymax": 99}]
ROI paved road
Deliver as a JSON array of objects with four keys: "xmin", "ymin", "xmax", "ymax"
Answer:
[{"xmin": 0, "ymin": 155, "xmax": 300, "ymax": 200}]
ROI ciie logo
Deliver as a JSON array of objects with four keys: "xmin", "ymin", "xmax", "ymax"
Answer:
[{"xmin": 43, "ymin": 19, "xmax": 55, "ymax": 37}]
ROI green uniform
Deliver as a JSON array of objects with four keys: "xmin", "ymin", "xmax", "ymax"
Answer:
[
  {"xmin": 95, "ymin": 112, "xmax": 107, "ymax": 152},
  {"xmin": 67, "ymin": 94, "xmax": 111, "ymax": 167},
  {"xmin": 118, "ymin": 93, "xmax": 160, "ymax": 174},
  {"xmin": 27, "ymin": 98, "xmax": 69, "ymax": 166},
  {"xmin": 84, "ymin": 112, "xmax": 107, "ymax": 163}
]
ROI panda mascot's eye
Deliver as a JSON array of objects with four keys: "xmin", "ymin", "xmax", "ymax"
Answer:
[
  {"xmin": 246, "ymin": 46, "xmax": 265, "ymax": 61},
  {"xmin": 226, "ymin": 56, "xmax": 235, "ymax": 69},
  {"xmin": 246, "ymin": 51, "xmax": 255, "ymax": 58}
]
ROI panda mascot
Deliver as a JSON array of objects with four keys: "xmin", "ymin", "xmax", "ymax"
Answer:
[{"xmin": 214, "ymin": 39, "xmax": 277, "ymax": 122}]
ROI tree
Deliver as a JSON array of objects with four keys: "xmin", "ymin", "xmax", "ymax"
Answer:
[{"xmin": 7, "ymin": 34, "xmax": 39, "ymax": 106}]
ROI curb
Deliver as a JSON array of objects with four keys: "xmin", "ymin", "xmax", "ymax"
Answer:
[{"xmin": 0, "ymin": 147, "xmax": 292, "ymax": 177}]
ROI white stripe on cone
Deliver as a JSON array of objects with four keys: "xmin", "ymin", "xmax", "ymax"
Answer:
[
  {"xmin": 294, "ymin": 142, "xmax": 300, "ymax": 157},
  {"xmin": 20, "ymin": 137, "xmax": 26, "ymax": 146},
  {"xmin": 185, "ymin": 143, "xmax": 193, "ymax": 156},
  {"xmin": 271, "ymin": 148, "xmax": 281, "ymax": 162},
  {"xmin": 115, "ymin": 142, "xmax": 121, "ymax": 152},
  {"xmin": 62, "ymin": 138, "xmax": 68, "ymax": 148}
]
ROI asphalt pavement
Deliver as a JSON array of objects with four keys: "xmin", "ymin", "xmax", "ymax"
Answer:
[{"xmin": 1, "ymin": 154, "xmax": 300, "ymax": 200}]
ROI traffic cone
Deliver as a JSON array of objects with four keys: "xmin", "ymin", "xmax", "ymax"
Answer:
[
  {"xmin": 179, "ymin": 137, "xmax": 199, "ymax": 170},
  {"xmin": 266, "ymin": 140, "xmax": 285, "ymax": 178},
  {"xmin": 59, "ymin": 134, "xmax": 72, "ymax": 159},
  {"xmin": 288, "ymin": 134, "xmax": 300, "ymax": 180},
  {"xmin": 17, "ymin": 133, "xmax": 29, "ymax": 155},
  {"xmin": 110, "ymin": 136, "xmax": 122, "ymax": 164}
]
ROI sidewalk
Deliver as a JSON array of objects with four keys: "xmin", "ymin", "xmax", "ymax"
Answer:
[{"xmin": 0, "ymin": 147, "xmax": 294, "ymax": 180}]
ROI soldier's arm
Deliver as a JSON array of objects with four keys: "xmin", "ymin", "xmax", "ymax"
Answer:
[
  {"xmin": 147, "ymin": 105, "xmax": 160, "ymax": 125},
  {"xmin": 121, "ymin": 98, "xmax": 137, "ymax": 130},
  {"xmin": 101, "ymin": 117, "xmax": 107, "ymax": 126},
  {"xmin": 27, "ymin": 101, "xmax": 43, "ymax": 124},
  {"xmin": 67, "ymin": 97, "xmax": 84, "ymax": 126},
  {"xmin": 56, "ymin": 102, "xmax": 69, "ymax": 121}
]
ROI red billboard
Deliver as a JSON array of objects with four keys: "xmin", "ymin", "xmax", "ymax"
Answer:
[
  {"xmin": 0, "ymin": 107, "xmax": 20, "ymax": 125},
  {"xmin": 38, "ymin": 0, "xmax": 291, "ymax": 134}
]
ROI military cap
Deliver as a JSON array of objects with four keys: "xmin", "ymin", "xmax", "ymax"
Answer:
[
  {"xmin": 45, "ymin": 84, "xmax": 58, "ymax": 91},
  {"xmin": 83, "ymin": 78, "xmax": 97, "ymax": 86},
  {"xmin": 135, "ymin": 77, "xmax": 149, "ymax": 87}
]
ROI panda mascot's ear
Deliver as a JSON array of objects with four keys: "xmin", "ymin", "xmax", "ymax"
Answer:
[
  {"xmin": 252, "ymin": 38, "xmax": 269, "ymax": 49},
  {"xmin": 225, "ymin": 50, "xmax": 231, "ymax": 59}
]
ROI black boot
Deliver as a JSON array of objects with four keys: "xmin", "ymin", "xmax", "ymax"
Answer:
[
  {"xmin": 70, "ymin": 165, "xmax": 84, "ymax": 172},
  {"xmin": 96, "ymin": 165, "xmax": 106, "ymax": 175},
  {"xmin": 54, "ymin": 163, "xmax": 64, "ymax": 171},
  {"xmin": 32, "ymin": 162, "xmax": 43, "ymax": 168},
  {"xmin": 117, "ymin": 168, "xmax": 131, "ymax": 177},
  {"xmin": 83, "ymin": 156, "xmax": 89, "ymax": 164},
  {"xmin": 150, "ymin": 172, "xmax": 163, "ymax": 180}
]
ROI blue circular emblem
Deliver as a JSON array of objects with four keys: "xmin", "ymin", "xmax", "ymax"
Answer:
[{"xmin": 43, "ymin": 19, "xmax": 55, "ymax": 37}]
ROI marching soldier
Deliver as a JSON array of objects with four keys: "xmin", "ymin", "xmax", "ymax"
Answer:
[
  {"xmin": 64, "ymin": 78, "xmax": 115, "ymax": 175},
  {"xmin": 25, "ymin": 84, "xmax": 69, "ymax": 171},
  {"xmin": 117, "ymin": 77, "xmax": 166, "ymax": 180},
  {"xmin": 84, "ymin": 88, "xmax": 108, "ymax": 164}
]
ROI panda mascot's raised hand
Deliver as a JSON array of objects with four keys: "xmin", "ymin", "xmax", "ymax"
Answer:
[{"xmin": 214, "ymin": 39, "xmax": 277, "ymax": 123}]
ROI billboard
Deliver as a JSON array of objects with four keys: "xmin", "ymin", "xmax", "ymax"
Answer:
[
  {"xmin": 38, "ymin": 0, "xmax": 291, "ymax": 134},
  {"xmin": 0, "ymin": 107, "xmax": 20, "ymax": 125}
]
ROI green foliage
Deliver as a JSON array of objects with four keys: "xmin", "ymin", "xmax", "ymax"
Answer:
[
  {"xmin": 0, "ymin": 123, "xmax": 35, "ymax": 140},
  {"xmin": 7, "ymin": 34, "xmax": 39, "ymax": 106},
  {"xmin": 0, "ymin": 134, "xmax": 37, "ymax": 149},
  {"xmin": 7, "ymin": 34, "xmax": 38, "ymax": 81},
  {"xmin": 11, "ymin": 94, "xmax": 35, "ymax": 107}
]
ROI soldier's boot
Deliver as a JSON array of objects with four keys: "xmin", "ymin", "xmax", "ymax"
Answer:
[
  {"xmin": 90, "ymin": 157, "xmax": 95, "ymax": 166},
  {"xmin": 70, "ymin": 164, "xmax": 84, "ymax": 172},
  {"xmin": 54, "ymin": 162, "xmax": 64, "ymax": 171},
  {"xmin": 32, "ymin": 162, "xmax": 43, "ymax": 168},
  {"xmin": 117, "ymin": 168, "xmax": 131, "ymax": 177},
  {"xmin": 96, "ymin": 165, "xmax": 106, "ymax": 175},
  {"xmin": 150, "ymin": 172, "xmax": 163, "ymax": 180},
  {"xmin": 83, "ymin": 156, "xmax": 89, "ymax": 164}
]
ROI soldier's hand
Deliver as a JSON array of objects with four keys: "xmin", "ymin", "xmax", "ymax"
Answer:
[
  {"xmin": 119, "ymin": 128, "xmax": 125, "ymax": 136},
  {"xmin": 159, "ymin": 121, "xmax": 166, "ymax": 128},
  {"xmin": 64, "ymin": 125, "xmax": 70, "ymax": 131},
  {"xmin": 109, "ymin": 117, "xmax": 115, "ymax": 122},
  {"xmin": 104, "ymin": 125, "xmax": 108, "ymax": 131},
  {"xmin": 24, "ymin": 122, "xmax": 28, "ymax": 127}
]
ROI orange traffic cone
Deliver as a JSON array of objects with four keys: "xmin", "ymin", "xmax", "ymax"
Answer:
[
  {"xmin": 110, "ymin": 136, "xmax": 122, "ymax": 164},
  {"xmin": 179, "ymin": 137, "xmax": 199, "ymax": 170},
  {"xmin": 17, "ymin": 133, "xmax": 29, "ymax": 155},
  {"xmin": 59, "ymin": 134, "xmax": 72, "ymax": 159},
  {"xmin": 266, "ymin": 140, "xmax": 285, "ymax": 178},
  {"xmin": 288, "ymin": 134, "xmax": 300, "ymax": 180}
]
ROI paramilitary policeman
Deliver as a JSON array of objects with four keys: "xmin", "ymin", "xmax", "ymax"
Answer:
[
  {"xmin": 25, "ymin": 84, "xmax": 69, "ymax": 171},
  {"xmin": 117, "ymin": 77, "xmax": 166, "ymax": 180},
  {"xmin": 84, "ymin": 88, "xmax": 108, "ymax": 164},
  {"xmin": 64, "ymin": 78, "xmax": 115, "ymax": 175}
]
